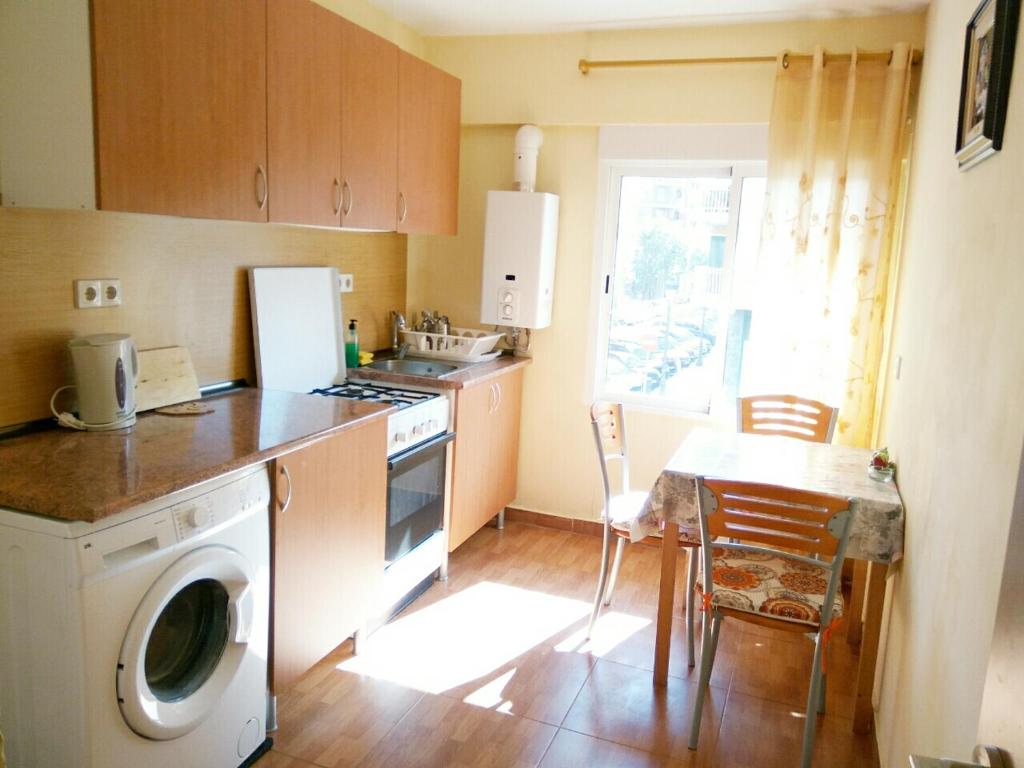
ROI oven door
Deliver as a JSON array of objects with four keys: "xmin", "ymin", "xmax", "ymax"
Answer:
[{"xmin": 386, "ymin": 431, "xmax": 455, "ymax": 566}]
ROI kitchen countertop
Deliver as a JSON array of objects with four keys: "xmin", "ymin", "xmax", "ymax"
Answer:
[
  {"xmin": 352, "ymin": 353, "xmax": 531, "ymax": 390},
  {"xmin": 0, "ymin": 388, "xmax": 393, "ymax": 523}
]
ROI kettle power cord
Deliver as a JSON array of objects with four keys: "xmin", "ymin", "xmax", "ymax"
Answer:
[{"xmin": 49, "ymin": 385, "xmax": 135, "ymax": 431}]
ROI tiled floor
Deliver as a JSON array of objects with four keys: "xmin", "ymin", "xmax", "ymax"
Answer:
[{"xmin": 257, "ymin": 521, "xmax": 880, "ymax": 767}]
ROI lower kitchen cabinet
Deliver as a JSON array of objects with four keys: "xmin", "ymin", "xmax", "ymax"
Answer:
[
  {"xmin": 270, "ymin": 418, "xmax": 386, "ymax": 691},
  {"xmin": 448, "ymin": 367, "xmax": 524, "ymax": 551}
]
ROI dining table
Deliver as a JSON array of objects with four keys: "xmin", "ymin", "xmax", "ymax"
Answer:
[{"xmin": 632, "ymin": 427, "xmax": 905, "ymax": 735}]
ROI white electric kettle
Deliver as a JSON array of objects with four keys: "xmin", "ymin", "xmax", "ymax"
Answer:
[{"xmin": 51, "ymin": 334, "xmax": 140, "ymax": 430}]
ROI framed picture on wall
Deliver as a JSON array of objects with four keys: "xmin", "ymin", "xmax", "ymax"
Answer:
[{"xmin": 956, "ymin": 0, "xmax": 1021, "ymax": 170}]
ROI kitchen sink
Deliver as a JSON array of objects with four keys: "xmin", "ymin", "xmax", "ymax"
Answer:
[{"xmin": 365, "ymin": 359, "xmax": 460, "ymax": 378}]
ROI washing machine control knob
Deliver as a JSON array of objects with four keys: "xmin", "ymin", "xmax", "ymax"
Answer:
[{"xmin": 188, "ymin": 506, "xmax": 211, "ymax": 528}]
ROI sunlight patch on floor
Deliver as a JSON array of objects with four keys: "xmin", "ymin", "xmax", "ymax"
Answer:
[
  {"xmin": 555, "ymin": 611, "xmax": 652, "ymax": 656},
  {"xmin": 336, "ymin": 581, "xmax": 648, "ymax": 696}
]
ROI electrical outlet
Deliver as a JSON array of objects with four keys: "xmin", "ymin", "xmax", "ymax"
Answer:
[
  {"xmin": 100, "ymin": 279, "xmax": 122, "ymax": 307},
  {"xmin": 75, "ymin": 280, "xmax": 102, "ymax": 309},
  {"xmin": 338, "ymin": 273, "xmax": 354, "ymax": 293}
]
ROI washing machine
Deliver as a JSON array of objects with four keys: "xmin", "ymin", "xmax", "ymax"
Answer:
[{"xmin": 0, "ymin": 464, "xmax": 271, "ymax": 768}]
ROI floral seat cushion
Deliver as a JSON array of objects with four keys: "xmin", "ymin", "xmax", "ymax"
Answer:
[{"xmin": 696, "ymin": 546, "xmax": 844, "ymax": 627}]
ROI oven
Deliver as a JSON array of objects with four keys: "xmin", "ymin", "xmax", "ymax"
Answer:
[{"xmin": 385, "ymin": 431, "xmax": 456, "ymax": 566}]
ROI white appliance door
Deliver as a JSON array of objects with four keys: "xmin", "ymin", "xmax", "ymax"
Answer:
[
  {"xmin": 249, "ymin": 266, "xmax": 346, "ymax": 392},
  {"xmin": 117, "ymin": 546, "xmax": 256, "ymax": 740}
]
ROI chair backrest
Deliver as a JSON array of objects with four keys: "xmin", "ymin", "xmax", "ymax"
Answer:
[
  {"xmin": 590, "ymin": 402, "xmax": 629, "ymax": 502},
  {"xmin": 697, "ymin": 477, "xmax": 853, "ymax": 559},
  {"xmin": 696, "ymin": 477, "xmax": 854, "ymax": 628},
  {"xmin": 737, "ymin": 394, "xmax": 838, "ymax": 443}
]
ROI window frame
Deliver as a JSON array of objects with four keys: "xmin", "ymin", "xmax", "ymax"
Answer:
[{"xmin": 590, "ymin": 160, "xmax": 767, "ymax": 416}]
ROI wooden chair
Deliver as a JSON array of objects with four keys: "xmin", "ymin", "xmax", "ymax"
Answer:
[
  {"xmin": 586, "ymin": 402, "xmax": 703, "ymax": 667},
  {"xmin": 737, "ymin": 394, "xmax": 838, "ymax": 443},
  {"xmin": 688, "ymin": 477, "xmax": 854, "ymax": 768}
]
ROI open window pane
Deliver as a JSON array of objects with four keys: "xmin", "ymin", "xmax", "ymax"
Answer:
[{"xmin": 601, "ymin": 174, "xmax": 736, "ymax": 413}]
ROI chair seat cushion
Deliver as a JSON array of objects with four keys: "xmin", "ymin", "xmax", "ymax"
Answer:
[
  {"xmin": 696, "ymin": 546, "xmax": 844, "ymax": 627},
  {"xmin": 606, "ymin": 492, "xmax": 701, "ymax": 546}
]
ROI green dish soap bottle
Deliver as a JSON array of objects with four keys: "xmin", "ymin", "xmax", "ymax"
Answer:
[{"xmin": 345, "ymin": 319, "xmax": 359, "ymax": 368}]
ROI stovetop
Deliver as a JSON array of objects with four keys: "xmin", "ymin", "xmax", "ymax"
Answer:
[{"xmin": 310, "ymin": 382, "xmax": 439, "ymax": 411}]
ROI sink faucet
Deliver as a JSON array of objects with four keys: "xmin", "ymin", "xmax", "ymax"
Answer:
[
  {"xmin": 390, "ymin": 310, "xmax": 407, "ymax": 351},
  {"xmin": 397, "ymin": 343, "xmax": 410, "ymax": 360}
]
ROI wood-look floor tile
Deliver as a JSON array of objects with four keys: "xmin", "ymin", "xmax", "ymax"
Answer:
[
  {"xmin": 271, "ymin": 668, "xmax": 423, "ymax": 767},
  {"xmin": 254, "ymin": 751, "xmax": 323, "ymax": 768},
  {"xmin": 561, "ymin": 659, "xmax": 722, "ymax": 762},
  {"xmin": 593, "ymin": 612, "xmax": 739, "ymax": 690},
  {"xmin": 540, "ymin": 729, "xmax": 691, "ymax": 767},
  {"xmin": 441, "ymin": 642, "xmax": 595, "ymax": 725},
  {"xmin": 713, "ymin": 692, "xmax": 879, "ymax": 768},
  {"xmin": 358, "ymin": 693, "xmax": 558, "ymax": 768},
  {"xmin": 727, "ymin": 627, "xmax": 859, "ymax": 720}
]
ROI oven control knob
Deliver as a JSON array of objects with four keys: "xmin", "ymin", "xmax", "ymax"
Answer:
[
  {"xmin": 412, "ymin": 425, "xmax": 423, "ymax": 437},
  {"xmin": 188, "ymin": 506, "xmax": 211, "ymax": 528},
  {"xmin": 394, "ymin": 431, "xmax": 407, "ymax": 444}
]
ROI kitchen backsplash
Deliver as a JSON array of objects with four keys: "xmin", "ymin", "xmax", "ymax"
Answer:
[{"xmin": 0, "ymin": 208, "xmax": 406, "ymax": 428}]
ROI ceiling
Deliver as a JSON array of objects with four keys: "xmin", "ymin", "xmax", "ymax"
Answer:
[{"xmin": 364, "ymin": 0, "xmax": 928, "ymax": 36}]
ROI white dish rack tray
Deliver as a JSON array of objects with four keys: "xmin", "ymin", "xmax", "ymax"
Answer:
[{"xmin": 400, "ymin": 327, "xmax": 503, "ymax": 362}]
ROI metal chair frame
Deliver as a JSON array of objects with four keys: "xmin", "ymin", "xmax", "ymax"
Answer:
[
  {"xmin": 688, "ymin": 477, "xmax": 854, "ymax": 768},
  {"xmin": 586, "ymin": 403, "xmax": 700, "ymax": 669}
]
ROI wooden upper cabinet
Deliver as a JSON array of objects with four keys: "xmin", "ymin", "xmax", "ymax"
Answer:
[
  {"xmin": 340, "ymin": 19, "xmax": 398, "ymax": 230},
  {"xmin": 267, "ymin": 0, "xmax": 343, "ymax": 226},
  {"xmin": 91, "ymin": 0, "xmax": 268, "ymax": 221},
  {"xmin": 397, "ymin": 51, "xmax": 461, "ymax": 236}
]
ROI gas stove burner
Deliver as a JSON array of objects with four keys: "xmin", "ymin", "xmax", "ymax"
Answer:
[{"xmin": 310, "ymin": 382, "xmax": 438, "ymax": 410}]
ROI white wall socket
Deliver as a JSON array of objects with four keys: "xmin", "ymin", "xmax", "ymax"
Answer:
[
  {"xmin": 338, "ymin": 273, "xmax": 354, "ymax": 293},
  {"xmin": 75, "ymin": 278, "xmax": 122, "ymax": 308},
  {"xmin": 74, "ymin": 280, "xmax": 102, "ymax": 308},
  {"xmin": 100, "ymin": 278, "xmax": 122, "ymax": 306}
]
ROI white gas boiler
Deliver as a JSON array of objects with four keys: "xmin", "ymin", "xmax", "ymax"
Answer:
[
  {"xmin": 480, "ymin": 125, "xmax": 559, "ymax": 330},
  {"xmin": 480, "ymin": 191, "xmax": 559, "ymax": 329}
]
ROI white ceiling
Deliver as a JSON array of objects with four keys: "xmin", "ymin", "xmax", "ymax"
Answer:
[{"xmin": 364, "ymin": 0, "xmax": 928, "ymax": 36}]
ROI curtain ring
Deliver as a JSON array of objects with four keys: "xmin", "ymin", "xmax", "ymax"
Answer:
[{"xmin": 782, "ymin": 51, "xmax": 790, "ymax": 69}]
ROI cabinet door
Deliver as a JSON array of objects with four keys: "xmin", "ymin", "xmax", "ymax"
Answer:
[
  {"xmin": 267, "ymin": 0, "xmax": 343, "ymax": 226},
  {"xmin": 490, "ymin": 368, "xmax": 524, "ymax": 511},
  {"xmin": 341, "ymin": 19, "xmax": 398, "ymax": 230},
  {"xmin": 91, "ymin": 0, "xmax": 268, "ymax": 221},
  {"xmin": 448, "ymin": 379, "xmax": 495, "ymax": 552},
  {"xmin": 397, "ymin": 51, "xmax": 461, "ymax": 235},
  {"xmin": 270, "ymin": 419, "xmax": 386, "ymax": 691}
]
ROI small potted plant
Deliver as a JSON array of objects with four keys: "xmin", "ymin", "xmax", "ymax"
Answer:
[{"xmin": 869, "ymin": 447, "xmax": 896, "ymax": 481}]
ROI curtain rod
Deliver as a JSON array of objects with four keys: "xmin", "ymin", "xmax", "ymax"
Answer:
[{"xmin": 578, "ymin": 48, "xmax": 923, "ymax": 74}]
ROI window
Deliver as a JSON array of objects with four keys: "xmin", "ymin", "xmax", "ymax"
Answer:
[{"xmin": 593, "ymin": 163, "xmax": 766, "ymax": 414}]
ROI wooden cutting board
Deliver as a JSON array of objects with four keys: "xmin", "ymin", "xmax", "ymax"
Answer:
[{"xmin": 136, "ymin": 346, "xmax": 202, "ymax": 412}]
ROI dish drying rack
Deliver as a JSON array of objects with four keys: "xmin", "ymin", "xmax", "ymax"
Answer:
[{"xmin": 400, "ymin": 327, "xmax": 503, "ymax": 363}]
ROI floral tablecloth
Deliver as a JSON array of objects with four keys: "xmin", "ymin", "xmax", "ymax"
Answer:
[{"xmin": 632, "ymin": 428, "xmax": 905, "ymax": 564}]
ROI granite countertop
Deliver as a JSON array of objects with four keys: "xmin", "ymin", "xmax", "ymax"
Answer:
[
  {"xmin": 352, "ymin": 353, "xmax": 531, "ymax": 390},
  {"xmin": 0, "ymin": 388, "xmax": 392, "ymax": 523}
]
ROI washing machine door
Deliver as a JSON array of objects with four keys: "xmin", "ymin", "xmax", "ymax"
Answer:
[{"xmin": 117, "ymin": 545, "xmax": 256, "ymax": 740}]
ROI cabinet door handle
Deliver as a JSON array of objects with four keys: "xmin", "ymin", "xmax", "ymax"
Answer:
[
  {"xmin": 487, "ymin": 383, "xmax": 497, "ymax": 414},
  {"xmin": 332, "ymin": 178, "xmax": 342, "ymax": 216},
  {"xmin": 493, "ymin": 382, "xmax": 502, "ymax": 413},
  {"xmin": 255, "ymin": 164, "xmax": 268, "ymax": 211},
  {"xmin": 398, "ymin": 191, "xmax": 408, "ymax": 224},
  {"xmin": 278, "ymin": 464, "xmax": 293, "ymax": 513},
  {"xmin": 342, "ymin": 179, "xmax": 352, "ymax": 217}
]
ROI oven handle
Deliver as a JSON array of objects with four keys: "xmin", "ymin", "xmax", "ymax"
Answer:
[{"xmin": 387, "ymin": 431, "xmax": 456, "ymax": 471}]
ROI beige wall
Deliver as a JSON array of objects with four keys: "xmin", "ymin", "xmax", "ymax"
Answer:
[
  {"xmin": 873, "ymin": 0, "xmax": 1024, "ymax": 763},
  {"xmin": 410, "ymin": 13, "xmax": 927, "ymax": 521},
  {"xmin": 0, "ymin": 209, "xmax": 407, "ymax": 428}
]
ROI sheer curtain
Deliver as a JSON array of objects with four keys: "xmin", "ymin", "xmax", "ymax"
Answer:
[{"xmin": 743, "ymin": 43, "xmax": 916, "ymax": 446}]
